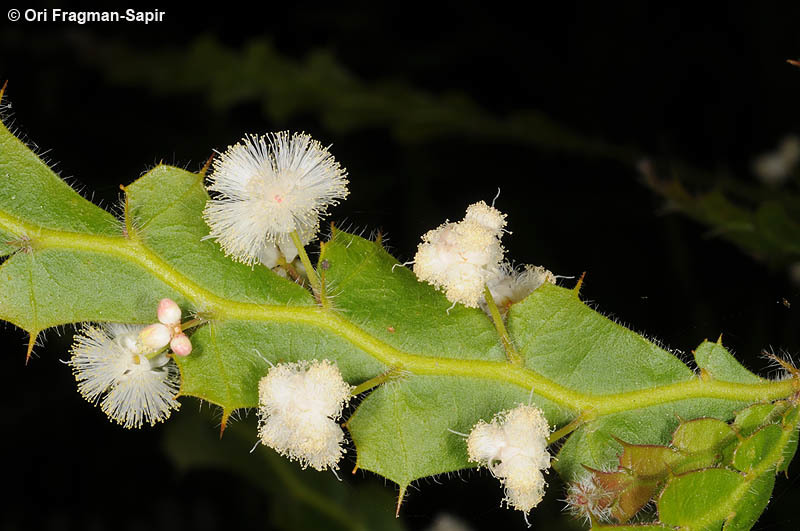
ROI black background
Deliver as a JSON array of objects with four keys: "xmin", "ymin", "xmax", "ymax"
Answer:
[{"xmin": 2, "ymin": 2, "xmax": 800, "ymax": 530}]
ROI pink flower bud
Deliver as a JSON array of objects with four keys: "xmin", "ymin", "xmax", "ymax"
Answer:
[
  {"xmin": 157, "ymin": 298, "xmax": 182, "ymax": 325},
  {"xmin": 170, "ymin": 333, "xmax": 192, "ymax": 357},
  {"xmin": 139, "ymin": 323, "xmax": 171, "ymax": 351}
]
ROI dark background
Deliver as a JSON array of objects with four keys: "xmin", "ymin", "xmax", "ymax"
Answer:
[{"xmin": 2, "ymin": 2, "xmax": 799, "ymax": 530}]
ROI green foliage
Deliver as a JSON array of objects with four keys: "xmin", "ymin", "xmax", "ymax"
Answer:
[
  {"xmin": 82, "ymin": 35, "xmax": 635, "ymax": 161},
  {"xmin": 76, "ymin": 36, "xmax": 800, "ymax": 272},
  {"xmin": 82, "ymin": 35, "xmax": 800, "ymax": 273},
  {"xmin": 645, "ymin": 175, "xmax": 800, "ymax": 268},
  {"xmin": 1, "ymin": 102, "xmax": 799, "ymax": 529},
  {"xmin": 583, "ymin": 402, "xmax": 800, "ymax": 528},
  {"xmin": 693, "ymin": 340, "xmax": 763, "ymax": 384}
]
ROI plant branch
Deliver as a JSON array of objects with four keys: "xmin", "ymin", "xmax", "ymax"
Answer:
[{"xmin": 0, "ymin": 209, "xmax": 796, "ymax": 417}]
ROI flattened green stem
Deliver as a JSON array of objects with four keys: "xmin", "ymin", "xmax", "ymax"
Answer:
[
  {"xmin": 180, "ymin": 317, "xmax": 205, "ymax": 331},
  {"xmin": 290, "ymin": 230, "xmax": 328, "ymax": 307},
  {"xmin": 547, "ymin": 410, "xmax": 593, "ymax": 445},
  {"xmin": 351, "ymin": 368, "xmax": 405, "ymax": 396},
  {"xmin": 1, "ymin": 209, "xmax": 798, "ymax": 418},
  {"xmin": 144, "ymin": 345, "xmax": 169, "ymax": 361},
  {"xmin": 483, "ymin": 284, "xmax": 522, "ymax": 365}
]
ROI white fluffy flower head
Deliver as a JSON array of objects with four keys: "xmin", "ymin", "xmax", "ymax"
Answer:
[
  {"xmin": 257, "ymin": 359, "xmax": 354, "ymax": 471},
  {"xmin": 69, "ymin": 323, "xmax": 181, "ymax": 429},
  {"xmin": 483, "ymin": 264, "xmax": 556, "ymax": 314},
  {"xmin": 467, "ymin": 404, "xmax": 551, "ymax": 521},
  {"xmin": 204, "ymin": 132, "xmax": 349, "ymax": 265},
  {"xmin": 413, "ymin": 201, "xmax": 507, "ymax": 307}
]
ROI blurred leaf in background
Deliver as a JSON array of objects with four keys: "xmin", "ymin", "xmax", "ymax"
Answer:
[
  {"xmin": 68, "ymin": 33, "xmax": 800, "ymax": 275},
  {"xmin": 164, "ymin": 409, "xmax": 406, "ymax": 531}
]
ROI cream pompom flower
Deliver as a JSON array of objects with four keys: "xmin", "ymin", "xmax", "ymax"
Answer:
[
  {"xmin": 257, "ymin": 359, "xmax": 353, "ymax": 471},
  {"xmin": 203, "ymin": 132, "xmax": 349, "ymax": 266},
  {"xmin": 467, "ymin": 404, "xmax": 552, "ymax": 523},
  {"xmin": 413, "ymin": 200, "xmax": 507, "ymax": 307},
  {"xmin": 68, "ymin": 323, "xmax": 181, "ymax": 429}
]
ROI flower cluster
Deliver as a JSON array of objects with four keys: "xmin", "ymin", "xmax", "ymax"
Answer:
[
  {"xmin": 203, "ymin": 132, "xmax": 349, "ymax": 267},
  {"xmin": 68, "ymin": 298, "xmax": 193, "ymax": 428},
  {"xmin": 139, "ymin": 298, "xmax": 193, "ymax": 356},
  {"xmin": 257, "ymin": 359, "xmax": 354, "ymax": 471},
  {"xmin": 467, "ymin": 404, "xmax": 552, "ymax": 523},
  {"xmin": 69, "ymin": 323, "xmax": 180, "ymax": 428},
  {"xmin": 413, "ymin": 200, "xmax": 555, "ymax": 310},
  {"xmin": 413, "ymin": 201, "xmax": 507, "ymax": 308}
]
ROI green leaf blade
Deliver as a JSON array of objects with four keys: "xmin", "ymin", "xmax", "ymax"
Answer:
[
  {"xmin": 733, "ymin": 424, "xmax": 783, "ymax": 472},
  {"xmin": 722, "ymin": 472, "xmax": 774, "ymax": 531},
  {"xmin": 509, "ymin": 284, "xmax": 694, "ymax": 395},
  {"xmin": 320, "ymin": 230, "xmax": 505, "ymax": 362},
  {"xmin": 0, "ymin": 119, "xmax": 118, "ymax": 235},
  {"xmin": 671, "ymin": 417, "xmax": 736, "ymax": 454},
  {"xmin": 694, "ymin": 340, "xmax": 762, "ymax": 384},
  {"xmin": 658, "ymin": 467, "xmax": 745, "ymax": 528},
  {"xmin": 0, "ymin": 248, "xmax": 184, "ymax": 331},
  {"xmin": 347, "ymin": 376, "xmax": 569, "ymax": 489}
]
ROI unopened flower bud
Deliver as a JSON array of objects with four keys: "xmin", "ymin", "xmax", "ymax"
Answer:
[
  {"xmin": 157, "ymin": 298, "xmax": 182, "ymax": 326},
  {"xmin": 139, "ymin": 323, "xmax": 171, "ymax": 351},
  {"xmin": 170, "ymin": 333, "xmax": 192, "ymax": 356}
]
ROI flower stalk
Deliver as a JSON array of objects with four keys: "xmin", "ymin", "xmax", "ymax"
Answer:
[
  {"xmin": 290, "ymin": 230, "xmax": 328, "ymax": 306},
  {"xmin": 484, "ymin": 284, "xmax": 522, "ymax": 365}
]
